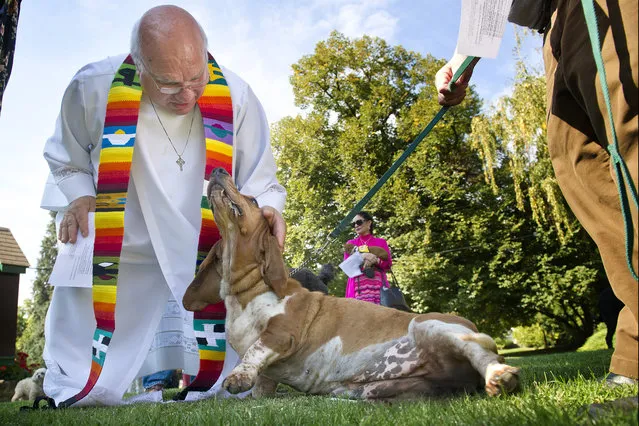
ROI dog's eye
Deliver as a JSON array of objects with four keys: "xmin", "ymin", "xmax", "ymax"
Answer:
[{"xmin": 249, "ymin": 198, "xmax": 259, "ymax": 206}]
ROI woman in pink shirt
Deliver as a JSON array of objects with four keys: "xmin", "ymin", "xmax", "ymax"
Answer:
[{"xmin": 343, "ymin": 211, "xmax": 393, "ymax": 304}]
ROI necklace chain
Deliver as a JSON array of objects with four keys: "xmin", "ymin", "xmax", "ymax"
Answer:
[
  {"xmin": 359, "ymin": 234, "xmax": 373, "ymax": 245},
  {"xmin": 150, "ymin": 100, "xmax": 196, "ymax": 171}
]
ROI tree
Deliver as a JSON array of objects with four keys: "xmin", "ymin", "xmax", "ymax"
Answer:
[
  {"xmin": 16, "ymin": 304, "xmax": 28, "ymax": 341},
  {"xmin": 17, "ymin": 212, "xmax": 56, "ymax": 364},
  {"xmin": 469, "ymin": 57, "xmax": 572, "ymax": 241},
  {"xmin": 273, "ymin": 31, "xmax": 502, "ymax": 316},
  {"xmin": 464, "ymin": 47, "xmax": 605, "ymax": 345}
]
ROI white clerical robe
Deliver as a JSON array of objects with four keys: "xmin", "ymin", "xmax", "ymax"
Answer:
[{"xmin": 40, "ymin": 54, "xmax": 286, "ymax": 406}]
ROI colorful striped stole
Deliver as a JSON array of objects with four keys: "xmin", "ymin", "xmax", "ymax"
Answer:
[{"xmin": 60, "ymin": 54, "xmax": 233, "ymax": 407}]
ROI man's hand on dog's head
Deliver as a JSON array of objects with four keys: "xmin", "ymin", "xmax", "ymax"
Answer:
[{"xmin": 262, "ymin": 206, "xmax": 286, "ymax": 251}]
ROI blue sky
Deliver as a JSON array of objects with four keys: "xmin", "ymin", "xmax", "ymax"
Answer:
[{"xmin": 0, "ymin": 0, "xmax": 543, "ymax": 305}]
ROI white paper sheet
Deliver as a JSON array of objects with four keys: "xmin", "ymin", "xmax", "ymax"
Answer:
[
  {"xmin": 455, "ymin": 0, "xmax": 513, "ymax": 58},
  {"xmin": 48, "ymin": 212, "xmax": 95, "ymax": 288},
  {"xmin": 339, "ymin": 251, "xmax": 364, "ymax": 278}
]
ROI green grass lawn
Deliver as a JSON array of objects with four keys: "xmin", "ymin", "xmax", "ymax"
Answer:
[{"xmin": 1, "ymin": 349, "xmax": 636, "ymax": 426}]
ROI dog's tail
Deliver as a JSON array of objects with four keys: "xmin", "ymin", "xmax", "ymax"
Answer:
[{"xmin": 318, "ymin": 264, "xmax": 335, "ymax": 285}]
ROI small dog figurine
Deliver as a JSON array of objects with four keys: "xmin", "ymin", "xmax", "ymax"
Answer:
[
  {"xmin": 11, "ymin": 367, "xmax": 47, "ymax": 402},
  {"xmin": 344, "ymin": 243, "xmax": 388, "ymax": 277}
]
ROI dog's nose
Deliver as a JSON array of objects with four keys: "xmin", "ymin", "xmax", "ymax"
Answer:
[{"xmin": 210, "ymin": 167, "xmax": 230, "ymax": 181}]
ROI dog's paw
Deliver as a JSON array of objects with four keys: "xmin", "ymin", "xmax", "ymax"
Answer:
[
  {"xmin": 485, "ymin": 363, "xmax": 520, "ymax": 396},
  {"xmin": 223, "ymin": 370, "xmax": 257, "ymax": 394}
]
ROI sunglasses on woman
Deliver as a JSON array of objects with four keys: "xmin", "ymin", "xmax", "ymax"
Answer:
[{"xmin": 351, "ymin": 219, "xmax": 366, "ymax": 227}]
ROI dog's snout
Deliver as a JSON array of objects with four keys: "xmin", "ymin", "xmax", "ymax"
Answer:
[{"xmin": 210, "ymin": 167, "xmax": 230, "ymax": 181}]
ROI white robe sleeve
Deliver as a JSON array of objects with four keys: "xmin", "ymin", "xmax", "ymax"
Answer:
[
  {"xmin": 230, "ymin": 76, "xmax": 287, "ymax": 213},
  {"xmin": 41, "ymin": 56, "xmax": 122, "ymax": 211},
  {"xmin": 44, "ymin": 72, "xmax": 96, "ymax": 205}
]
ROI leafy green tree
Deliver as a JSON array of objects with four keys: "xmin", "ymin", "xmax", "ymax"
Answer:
[
  {"xmin": 17, "ymin": 212, "xmax": 56, "ymax": 364},
  {"xmin": 465, "ymin": 51, "xmax": 604, "ymax": 344},
  {"xmin": 16, "ymin": 304, "xmax": 28, "ymax": 341},
  {"xmin": 469, "ymin": 58, "xmax": 571, "ymax": 240},
  {"xmin": 275, "ymin": 31, "xmax": 492, "ymax": 310}
]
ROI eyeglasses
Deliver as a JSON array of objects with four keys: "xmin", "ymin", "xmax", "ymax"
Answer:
[
  {"xmin": 351, "ymin": 219, "xmax": 366, "ymax": 228},
  {"xmin": 140, "ymin": 57, "xmax": 210, "ymax": 95}
]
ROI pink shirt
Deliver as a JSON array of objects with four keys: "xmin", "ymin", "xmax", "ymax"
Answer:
[{"xmin": 344, "ymin": 235, "xmax": 392, "ymax": 299}]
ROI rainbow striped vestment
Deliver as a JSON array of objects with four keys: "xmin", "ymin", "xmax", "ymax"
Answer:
[{"xmin": 60, "ymin": 54, "xmax": 232, "ymax": 407}]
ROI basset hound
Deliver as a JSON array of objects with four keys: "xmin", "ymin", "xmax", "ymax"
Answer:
[{"xmin": 182, "ymin": 167, "xmax": 520, "ymax": 400}]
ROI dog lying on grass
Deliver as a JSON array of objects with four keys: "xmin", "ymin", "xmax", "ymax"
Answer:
[
  {"xmin": 182, "ymin": 167, "xmax": 520, "ymax": 400},
  {"xmin": 11, "ymin": 368, "xmax": 46, "ymax": 402}
]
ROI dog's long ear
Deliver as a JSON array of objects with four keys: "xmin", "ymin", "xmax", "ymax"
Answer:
[
  {"xmin": 183, "ymin": 240, "xmax": 223, "ymax": 311},
  {"xmin": 261, "ymin": 233, "xmax": 289, "ymax": 298}
]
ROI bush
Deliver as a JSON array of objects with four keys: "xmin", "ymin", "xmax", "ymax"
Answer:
[
  {"xmin": 512, "ymin": 323, "xmax": 558, "ymax": 348},
  {"xmin": 578, "ymin": 323, "xmax": 611, "ymax": 352},
  {"xmin": 494, "ymin": 335, "xmax": 518, "ymax": 350}
]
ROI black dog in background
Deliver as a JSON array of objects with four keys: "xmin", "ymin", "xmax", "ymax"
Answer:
[
  {"xmin": 598, "ymin": 286, "xmax": 624, "ymax": 349},
  {"xmin": 290, "ymin": 264, "xmax": 335, "ymax": 294}
]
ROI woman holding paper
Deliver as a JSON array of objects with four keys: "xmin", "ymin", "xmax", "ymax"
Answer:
[{"xmin": 343, "ymin": 211, "xmax": 393, "ymax": 304}]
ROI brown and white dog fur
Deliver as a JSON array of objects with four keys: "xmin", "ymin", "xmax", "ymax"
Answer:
[{"xmin": 183, "ymin": 168, "xmax": 520, "ymax": 400}]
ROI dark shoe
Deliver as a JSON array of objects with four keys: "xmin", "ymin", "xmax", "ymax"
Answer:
[{"xmin": 605, "ymin": 373, "xmax": 638, "ymax": 388}]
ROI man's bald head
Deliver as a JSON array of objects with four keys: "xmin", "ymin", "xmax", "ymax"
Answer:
[
  {"xmin": 130, "ymin": 5, "xmax": 208, "ymax": 72},
  {"xmin": 130, "ymin": 6, "xmax": 211, "ymax": 115}
]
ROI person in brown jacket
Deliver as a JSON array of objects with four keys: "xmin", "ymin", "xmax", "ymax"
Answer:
[{"xmin": 436, "ymin": 0, "xmax": 637, "ymax": 387}]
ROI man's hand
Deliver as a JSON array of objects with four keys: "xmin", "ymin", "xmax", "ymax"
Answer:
[
  {"xmin": 435, "ymin": 54, "xmax": 479, "ymax": 106},
  {"xmin": 262, "ymin": 206, "xmax": 286, "ymax": 251},
  {"xmin": 59, "ymin": 195, "xmax": 96, "ymax": 244}
]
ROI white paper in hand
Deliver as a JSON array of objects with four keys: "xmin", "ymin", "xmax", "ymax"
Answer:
[
  {"xmin": 339, "ymin": 250, "xmax": 364, "ymax": 278},
  {"xmin": 455, "ymin": 0, "xmax": 513, "ymax": 59},
  {"xmin": 48, "ymin": 212, "xmax": 95, "ymax": 288}
]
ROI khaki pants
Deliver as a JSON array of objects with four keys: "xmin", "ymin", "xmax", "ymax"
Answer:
[{"xmin": 544, "ymin": 0, "xmax": 638, "ymax": 378}]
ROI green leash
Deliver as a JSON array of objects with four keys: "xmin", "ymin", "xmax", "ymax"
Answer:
[
  {"xmin": 328, "ymin": 56, "xmax": 477, "ymax": 238},
  {"xmin": 582, "ymin": 0, "xmax": 638, "ymax": 281}
]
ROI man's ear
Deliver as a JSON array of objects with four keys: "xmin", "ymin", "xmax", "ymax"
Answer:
[
  {"xmin": 261, "ymin": 233, "xmax": 289, "ymax": 298},
  {"xmin": 183, "ymin": 240, "xmax": 223, "ymax": 311}
]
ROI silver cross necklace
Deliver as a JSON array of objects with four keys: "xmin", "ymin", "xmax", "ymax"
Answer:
[{"xmin": 150, "ymin": 100, "xmax": 196, "ymax": 171}]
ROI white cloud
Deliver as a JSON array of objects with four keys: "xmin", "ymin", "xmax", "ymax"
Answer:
[{"xmin": 335, "ymin": 4, "xmax": 398, "ymax": 40}]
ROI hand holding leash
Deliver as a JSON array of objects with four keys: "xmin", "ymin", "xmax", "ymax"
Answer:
[{"xmin": 435, "ymin": 54, "xmax": 480, "ymax": 106}]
